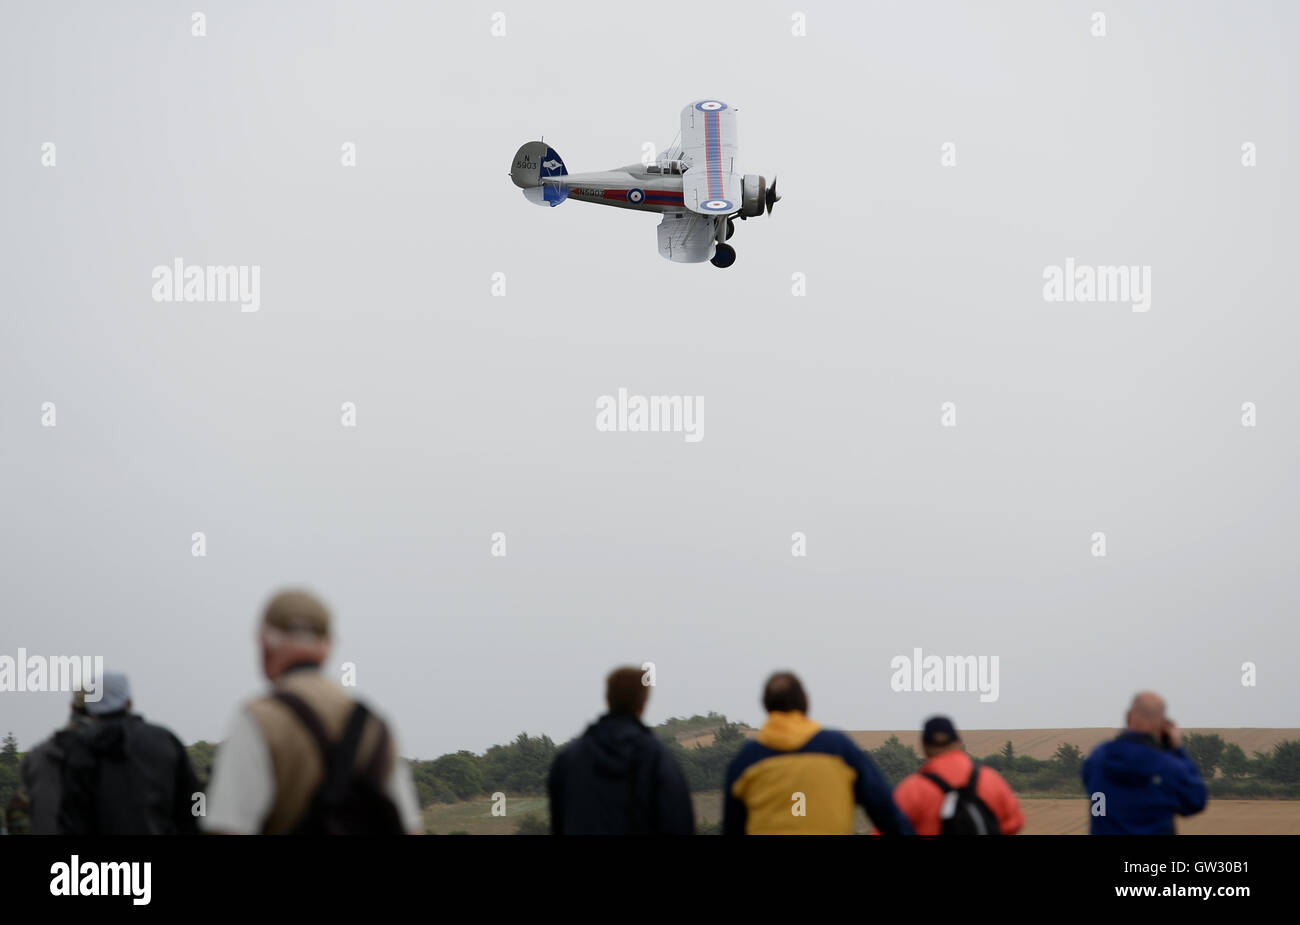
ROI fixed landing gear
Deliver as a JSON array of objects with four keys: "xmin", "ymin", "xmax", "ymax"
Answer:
[
  {"xmin": 725, "ymin": 218, "xmax": 735, "ymax": 240},
  {"xmin": 711, "ymin": 242, "xmax": 736, "ymax": 268}
]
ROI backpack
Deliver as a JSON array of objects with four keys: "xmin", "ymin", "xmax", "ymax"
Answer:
[
  {"xmin": 272, "ymin": 691, "xmax": 406, "ymax": 835},
  {"xmin": 920, "ymin": 764, "xmax": 1001, "ymax": 835}
]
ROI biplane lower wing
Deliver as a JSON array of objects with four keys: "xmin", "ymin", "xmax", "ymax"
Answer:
[{"xmin": 657, "ymin": 212, "xmax": 717, "ymax": 263}]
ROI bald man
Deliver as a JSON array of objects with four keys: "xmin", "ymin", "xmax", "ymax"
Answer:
[{"xmin": 1081, "ymin": 692, "xmax": 1207, "ymax": 835}]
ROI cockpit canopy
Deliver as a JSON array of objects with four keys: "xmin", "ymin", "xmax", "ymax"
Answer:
[{"xmin": 644, "ymin": 160, "xmax": 687, "ymax": 176}]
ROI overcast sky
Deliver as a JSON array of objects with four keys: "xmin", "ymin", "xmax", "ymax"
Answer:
[{"xmin": 2, "ymin": 0, "xmax": 1297, "ymax": 759}]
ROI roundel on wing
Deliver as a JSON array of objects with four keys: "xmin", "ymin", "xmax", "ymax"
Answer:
[
  {"xmin": 627, "ymin": 188, "xmax": 645, "ymax": 204},
  {"xmin": 695, "ymin": 100, "xmax": 727, "ymax": 112},
  {"xmin": 701, "ymin": 199, "xmax": 733, "ymax": 212}
]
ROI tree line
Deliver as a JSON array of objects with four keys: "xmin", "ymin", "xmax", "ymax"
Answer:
[
  {"xmin": 171, "ymin": 726, "xmax": 1300, "ymax": 805},
  {"xmin": 5, "ymin": 723, "xmax": 1300, "ymax": 825}
]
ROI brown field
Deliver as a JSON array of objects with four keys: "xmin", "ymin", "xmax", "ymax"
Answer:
[
  {"xmin": 1020, "ymin": 798, "xmax": 1300, "ymax": 835},
  {"xmin": 426, "ymin": 793, "xmax": 1300, "ymax": 834},
  {"xmin": 685, "ymin": 792, "xmax": 1300, "ymax": 835}
]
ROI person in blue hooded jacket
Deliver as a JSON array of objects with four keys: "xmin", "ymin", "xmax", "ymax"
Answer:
[{"xmin": 1081, "ymin": 691, "xmax": 1208, "ymax": 835}]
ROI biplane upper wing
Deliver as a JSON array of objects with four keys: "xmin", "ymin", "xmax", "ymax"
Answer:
[{"xmin": 680, "ymin": 100, "xmax": 740, "ymax": 215}]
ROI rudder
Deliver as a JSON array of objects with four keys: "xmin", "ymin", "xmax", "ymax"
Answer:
[{"xmin": 511, "ymin": 141, "xmax": 568, "ymax": 206}]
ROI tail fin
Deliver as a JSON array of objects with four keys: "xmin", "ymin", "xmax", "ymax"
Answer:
[{"xmin": 511, "ymin": 141, "xmax": 568, "ymax": 207}]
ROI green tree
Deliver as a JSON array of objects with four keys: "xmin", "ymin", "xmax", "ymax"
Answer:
[
  {"xmin": 1263, "ymin": 740, "xmax": 1300, "ymax": 784},
  {"xmin": 0, "ymin": 733, "xmax": 20, "ymax": 826},
  {"xmin": 711, "ymin": 723, "xmax": 746, "ymax": 749},
  {"xmin": 1053, "ymin": 743, "xmax": 1083, "ymax": 776},
  {"xmin": 1000, "ymin": 740, "xmax": 1014, "ymax": 763},
  {"xmin": 1250, "ymin": 749, "xmax": 1272, "ymax": 779},
  {"xmin": 870, "ymin": 735, "xmax": 921, "ymax": 787},
  {"xmin": 429, "ymin": 751, "xmax": 485, "ymax": 800},
  {"xmin": 409, "ymin": 762, "xmax": 458, "ymax": 806},
  {"xmin": 0, "ymin": 732, "xmax": 18, "ymax": 770},
  {"xmin": 482, "ymin": 733, "xmax": 559, "ymax": 794},
  {"xmin": 1183, "ymin": 733, "xmax": 1226, "ymax": 779},
  {"xmin": 1013, "ymin": 754, "xmax": 1045, "ymax": 775},
  {"xmin": 1220, "ymin": 743, "xmax": 1249, "ymax": 780},
  {"xmin": 668, "ymin": 721, "xmax": 748, "ymax": 791},
  {"xmin": 186, "ymin": 741, "xmax": 217, "ymax": 791},
  {"xmin": 513, "ymin": 812, "xmax": 549, "ymax": 835}
]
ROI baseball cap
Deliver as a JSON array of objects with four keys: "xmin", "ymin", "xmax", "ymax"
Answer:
[
  {"xmin": 922, "ymin": 715, "xmax": 959, "ymax": 747},
  {"xmin": 85, "ymin": 672, "xmax": 131, "ymax": 716},
  {"xmin": 262, "ymin": 589, "xmax": 332, "ymax": 639}
]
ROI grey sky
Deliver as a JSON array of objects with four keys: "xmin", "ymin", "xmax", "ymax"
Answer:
[{"xmin": 2, "ymin": 0, "xmax": 1297, "ymax": 759}]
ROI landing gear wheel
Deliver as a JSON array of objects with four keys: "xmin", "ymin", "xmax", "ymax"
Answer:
[
  {"xmin": 711, "ymin": 242, "xmax": 736, "ymax": 268},
  {"xmin": 725, "ymin": 218, "xmax": 735, "ymax": 240}
]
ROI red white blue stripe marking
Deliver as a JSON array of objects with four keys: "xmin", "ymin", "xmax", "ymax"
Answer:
[{"xmin": 694, "ymin": 100, "xmax": 733, "ymax": 212}]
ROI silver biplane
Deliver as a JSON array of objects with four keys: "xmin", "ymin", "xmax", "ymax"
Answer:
[{"xmin": 509, "ymin": 100, "xmax": 779, "ymax": 268}]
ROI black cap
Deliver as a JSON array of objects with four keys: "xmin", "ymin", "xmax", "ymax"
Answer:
[{"xmin": 922, "ymin": 716, "xmax": 959, "ymax": 747}]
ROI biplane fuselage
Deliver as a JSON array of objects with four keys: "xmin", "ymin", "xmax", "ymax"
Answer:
[
  {"xmin": 509, "ymin": 99, "xmax": 779, "ymax": 267},
  {"xmin": 562, "ymin": 164, "xmax": 688, "ymax": 213}
]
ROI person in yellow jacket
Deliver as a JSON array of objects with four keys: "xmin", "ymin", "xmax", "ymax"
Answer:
[{"xmin": 723, "ymin": 672, "xmax": 912, "ymax": 835}]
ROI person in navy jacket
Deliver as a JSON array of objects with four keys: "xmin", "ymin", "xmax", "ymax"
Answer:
[{"xmin": 1082, "ymin": 692, "xmax": 1208, "ymax": 835}]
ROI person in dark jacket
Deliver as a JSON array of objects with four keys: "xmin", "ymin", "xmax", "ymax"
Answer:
[
  {"xmin": 548, "ymin": 666, "xmax": 694, "ymax": 835},
  {"xmin": 1081, "ymin": 691, "xmax": 1208, "ymax": 835},
  {"xmin": 58, "ymin": 672, "xmax": 201, "ymax": 835},
  {"xmin": 20, "ymin": 691, "xmax": 93, "ymax": 834}
]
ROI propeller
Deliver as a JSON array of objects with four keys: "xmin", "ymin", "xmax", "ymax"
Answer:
[{"xmin": 765, "ymin": 175, "xmax": 781, "ymax": 215}]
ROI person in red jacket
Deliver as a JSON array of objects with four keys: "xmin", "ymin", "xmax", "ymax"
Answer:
[{"xmin": 889, "ymin": 716, "xmax": 1024, "ymax": 835}]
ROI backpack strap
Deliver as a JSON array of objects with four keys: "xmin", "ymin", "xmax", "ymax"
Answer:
[
  {"xmin": 362, "ymin": 711, "xmax": 392, "ymax": 781},
  {"xmin": 920, "ymin": 771, "xmax": 953, "ymax": 793},
  {"xmin": 272, "ymin": 691, "xmax": 332, "ymax": 755},
  {"xmin": 921, "ymin": 762, "xmax": 980, "ymax": 794},
  {"xmin": 272, "ymin": 691, "xmax": 384, "ymax": 797}
]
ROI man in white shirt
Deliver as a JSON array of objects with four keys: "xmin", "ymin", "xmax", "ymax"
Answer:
[{"xmin": 204, "ymin": 589, "xmax": 422, "ymax": 835}]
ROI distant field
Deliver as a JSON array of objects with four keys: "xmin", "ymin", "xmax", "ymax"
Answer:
[
  {"xmin": 426, "ymin": 792, "xmax": 1300, "ymax": 835},
  {"xmin": 681, "ymin": 728, "xmax": 1299, "ymax": 759},
  {"xmin": 421, "ymin": 727, "xmax": 1300, "ymax": 834},
  {"xmin": 423, "ymin": 796, "xmax": 547, "ymax": 835},
  {"xmin": 1019, "ymin": 798, "xmax": 1300, "ymax": 835}
]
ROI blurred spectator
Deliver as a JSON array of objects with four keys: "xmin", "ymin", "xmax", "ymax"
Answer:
[
  {"xmin": 548, "ymin": 666, "xmax": 694, "ymax": 835},
  {"xmin": 204, "ymin": 589, "xmax": 421, "ymax": 834},
  {"xmin": 59, "ymin": 672, "xmax": 201, "ymax": 834},
  {"xmin": 21, "ymin": 690, "xmax": 93, "ymax": 834},
  {"xmin": 1082, "ymin": 691, "xmax": 1208, "ymax": 835},
  {"xmin": 724, "ymin": 672, "xmax": 911, "ymax": 835},
  {"xmin": 888, "ymin": 715, "xmax": 1023, "ymax": 835}
]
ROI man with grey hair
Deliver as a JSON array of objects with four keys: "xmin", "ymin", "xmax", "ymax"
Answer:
[
  {"xmin": 1081, "ymin": 691, "xmax": 1208, "ymax": 835},
  {"xmin": 59, "ymin": 672, "xmax": 201, "ymax": 834},
  {"xmin": 204, "ymin": 589, "xmax": 422, "ymax": 834}
]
